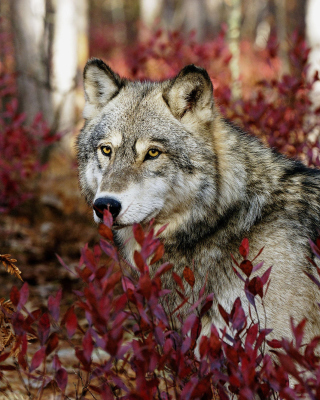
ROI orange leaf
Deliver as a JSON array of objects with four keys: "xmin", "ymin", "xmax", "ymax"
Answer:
[
  {"xmin": 150, "ymin": 243, "xmax": 165, "ymax": 265},
  {"xmin": 98, "ymin": 224, "xmax": 113, "ymax": 241}
]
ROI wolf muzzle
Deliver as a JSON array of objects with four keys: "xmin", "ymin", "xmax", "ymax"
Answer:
[{"xmin": 93, "ymin": 198, "xmax": 121, "ymax": 220}]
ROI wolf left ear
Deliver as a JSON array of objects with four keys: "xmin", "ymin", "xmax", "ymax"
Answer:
[
  {"xmin": 83, "ymin": 58, "xmax": 124, "ymax": 119},
  {"xmin": 163, "ymin": 65, "xmax": 214, "ymax": 122}
]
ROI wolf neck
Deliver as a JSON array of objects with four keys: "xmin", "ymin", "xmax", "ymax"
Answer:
[{"xmin": 161, "ymin": 116, "xmax": 277, "ymax": 250}]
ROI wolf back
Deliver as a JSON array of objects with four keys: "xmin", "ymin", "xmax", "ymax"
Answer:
[{"xmin": 77, "ymin": 59, "xmax": 320, "ymax": 342}]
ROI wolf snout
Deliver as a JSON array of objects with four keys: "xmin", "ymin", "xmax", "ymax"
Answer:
[{"xmin": 93, "ymin": 198, "xmax": 121, "ymax": 220}]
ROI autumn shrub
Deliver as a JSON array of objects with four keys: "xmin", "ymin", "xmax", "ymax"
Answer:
[
  {"xmin": 1, "ymin": 22, "xmax": 320, "ymax": 399},
  {"xmin": 0, "ymin": 21, "xmax": 60, "ymax": 213},
  {"xmin": 1, "ymin": 211, "xmax": 320, "ymax": 399}
]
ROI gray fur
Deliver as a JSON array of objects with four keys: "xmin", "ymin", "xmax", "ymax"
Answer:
[{"xmin": 77, "ymin": 59, "xmax": 320, "ymax": 342}]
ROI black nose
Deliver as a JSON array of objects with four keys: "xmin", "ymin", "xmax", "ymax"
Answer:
[{"xmin": 93, "ymin": 198, "xmax": 122, "ymax": 220}]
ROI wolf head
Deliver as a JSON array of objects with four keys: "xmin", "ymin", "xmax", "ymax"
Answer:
[{"xmin": 77, "ymin": 59, "xmax": 220, "ymax": 228}]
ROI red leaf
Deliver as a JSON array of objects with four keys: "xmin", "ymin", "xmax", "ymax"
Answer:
[
  {"xmin": 200, "ymin": 293, "xmax": 214, "ymax": 317},
  {"xmin": 100, "ymin": 239, "xmax": 119, "ymax": 262},
  {"xmin": 18, "ymin": 282, "xmax": 29, "ymax": 310},
  {"xmin": 134, "ymin": 251, "xmax": 145, "ymax": 273},
  {"xmin": 248, "ymin": 276, "xmax": 263, "ymax": 298},
  {"xmin": 122, "ymin": 276, "xmax": 135, "ymax": 292},
  {"xmin": 63, "ymin": 307, "xmax": 77, "ymax": 338},
  {"xmin": 155, "ymin": 262, "xmax": 173, "ymax": 277},
  {"xmin": 21, "ymin": 333, "xmax": 28, "ymax": 356},
  {"xmin": 245, "ymin": 323, "xmax": 258, "ymax": 350},
  {"xmin": 83, "ymin": 330, "xmax": 93, "ymax": 363},
  {"xmin": 239, "ymin": 238, "xmax": 249, "ymax": 259},
  {"xmin": 30, "ymin": 347, "xmax": 46, "ymax": 372},
  {"xmin": 98, "ymin": 223, "xmax": 113, "ymax": 241},
  {"xmin": 155, "ymin": 224, "xmax": 168, "ymax": 236},
  {"xmin": 291, "ymin": 318, "xmax": 306, "ymax": 348},
  {"xmin": 0, "ymin": 353, "xmax": 11, "ymax": 364},
  {"xmin": 182, "ymin": 314, "xmax": 198, "ymax": 335},
  {"xmin": 133, "ymin": 223, "xmax": 145, "ymax": 246},
  {"xmin": 48, "ymin": 289, "xmax": 62, "ymax": 322},
  {"xmin": 305, "ymin": 271, "xmax": 320, "ymax": 288},
  {"xmin": 94, "ymin": 244, "xmax": 101, "ymax": 263},
  {"xmin": 25, "ymin": 309, "xmax": 41, "ymax": 327},
  {"xmin": 199, "ymin": 273, "xmax": 208, "ymax": 299},
  {"xmin": 261, "ymin": 266, "xmax": 272, "ymax": 285},
  {"xmin": 96, "ymin": 266, "xmax": 107, "ymax": 280},
  {"xmin": 0, "ymin": 365, "xmax": 16, "ymax": 371},
  {"xmin": 233, "ymin": 266, "xmax": 246, "ymax": 282},
  {"xmin": 191, "ymin": 316, "xmax": 202, "ymax": 344},
  {"xmin": 230, "ymin": 253, "xmax": 240, "ymax": 267},
  {"xmin": 239, "ymin": 260, "xmax": 253, "ymax": 277},
  {"xmin": 139, "ymin": 273, "xmax": 152, "ymax": 300},
  {"xmin": 218, "ymin": 304, "xmax": 230, "ymax": 326},
  {"xmin": 52, "ymin": 354, "xmax": 62, "ymax": 370},
  {"xmin": 100, "ymin": 383, "xmax": 115, "ymax": 400},
  {"xmin": 309, "ymin": 239, "xmax": 320, "ymax": 259},
  {"xmin": 155, "ymin": 326, "xmax": 165, "ymax": 346},
  {"xmin": 103, "ymin": 209, "xmax": 113, "ymax": 228},
  {"xmin": 82, "ymin": 245, "xmax": 96, "ymax": 272},
  {"xmin": 56, "ymin": 253, "xmax": 76, "ymax": 276},
  {"xmin": 183, "ymin": 266, "xmax": 195, "ymax": 288},
  {"xmin": 277, "ymin": 353, "xmax": 301, "ymax": 381},
  {"xmin": 199, "ymin": 336, "xmax": 209, "ymax": 358},
  {"xmin": 18, "ymin": 352, "xmax": 28, "ymax": 370},
  {"xmin": 172, "ymin": 271, "xmax": 184, "ymax": 292},
  {"xmin": 55, "ymin": 367, "xmax": 68, "ymax": 392},
  {"xmin": 38, "ymin": 313, "xmax": 50, "ymax": 346},
  {"xmin": 150, "ymin": 242, "xmax": 165, "ymax": 265},
  {"xmin": 230, "ymin": 298, "xmax": 246, "ymax": 331},
  {"xmin": 10, "ymin": 286, "xmax": 20, "ymax": 307},
  {"xmin": 252, "ymin": 246, "xmax": 265, "ymax": 261},
  {"xmin": 46, "ymin": 333, "xmax": 59, "ymax": 356},
  {"xmin": 252, "ymin": 261, "xmax": 264, "ymax": 273}
]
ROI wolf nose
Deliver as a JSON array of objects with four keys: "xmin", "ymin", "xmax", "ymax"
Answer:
[{"xmin": 93, "ymin": 198, "xmax": 122, "ymax": 220}]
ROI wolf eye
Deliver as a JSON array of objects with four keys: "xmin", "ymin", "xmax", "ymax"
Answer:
[
  {"xmin": 101, "ymin": 145, "xmax": 112, "ymax": 156},
  {"xmin": 145, "ymin": 148, "xmax": 161, "ymax": 160}
]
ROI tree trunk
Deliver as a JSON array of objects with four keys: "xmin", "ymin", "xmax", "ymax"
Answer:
[
  {"xmin": 182, "ymin": 0, "xmax": 206, "ymax": 41},
  {"xmin": 306, "ymin": 0, "xmax": 320, "ymax": 109},
  {"xmin": 228, "ymin": 0, "xmax": 242, "ymax": 99},
  {"xmin": 274, "ymin": 0, "xmax": 290, "ymax": 75},
  {"xmin": 10, "ymin": 0, "xmax": 88, "ymax": 132},
  {"xmin": 139, "ymin": 0, "xmax": 164, "ymax": 28}
]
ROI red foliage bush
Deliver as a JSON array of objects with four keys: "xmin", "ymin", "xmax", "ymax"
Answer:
[
  {"xmin": 0, "ymin": 24, "xmax": 60, "ymax": 213},
  {"xmin": 2, "ymin": 211, "xmax": 320, "ymax": 399}
]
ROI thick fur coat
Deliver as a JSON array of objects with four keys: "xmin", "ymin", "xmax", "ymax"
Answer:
[{"xmin": 77, "ymin": 59, "xmax": 320, "ymax": 342}]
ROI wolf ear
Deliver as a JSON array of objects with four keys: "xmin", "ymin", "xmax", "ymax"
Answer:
[
  {"xmin": 83, "ymin": 58, "xmax": 124, "ymax": 119},
  {"xmin": 163, "ymin": 65, "xmax": 214, "ymax": 122}
]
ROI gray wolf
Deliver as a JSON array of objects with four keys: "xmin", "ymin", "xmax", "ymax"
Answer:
[{"xmin": 77, "ymin": 58, "xmax": 320, "ymax": 342}]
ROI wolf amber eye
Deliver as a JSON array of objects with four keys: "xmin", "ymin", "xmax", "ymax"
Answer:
[
  {"xmin": 145, "ymin": 149, "xmax": 161, "ymax": 160},
  {"xmin": 101, "ymin": 146, "xmax": 112, "ymax": 156}
]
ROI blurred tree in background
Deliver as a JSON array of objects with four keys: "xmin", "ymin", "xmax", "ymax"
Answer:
[{"xmin": 9, "ymin": 0, "xmax": 88, "ymax": 132}]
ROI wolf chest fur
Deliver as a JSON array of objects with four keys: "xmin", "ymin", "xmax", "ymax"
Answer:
[{"xmin": 77, "ymin": 59, "xmax": 320, "ymax": 341}]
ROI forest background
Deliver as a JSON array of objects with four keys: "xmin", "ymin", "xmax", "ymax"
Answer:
[{"xmin": 1, "ymin": 0, "xmax": 320, "ymax": 398}]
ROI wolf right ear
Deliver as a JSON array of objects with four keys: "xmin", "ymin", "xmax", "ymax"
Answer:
[{"xmin": 83, "ymin": 59, "xmax": 124, "ymax": 119}]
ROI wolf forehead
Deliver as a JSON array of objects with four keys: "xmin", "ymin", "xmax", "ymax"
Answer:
[
  {"xmin": 84, "ymin": 95, "xmax": 184, "ymax": 147},
  {"xmin": 80, "ymin": 58, "xmax": 214, "ymax": 135}
]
